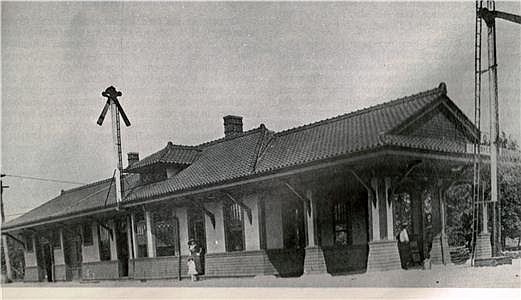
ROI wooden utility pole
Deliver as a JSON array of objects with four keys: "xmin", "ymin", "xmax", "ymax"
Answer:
[{"xmin": 1, "ymin": 174, "xmax": 13, "ymax": 282}]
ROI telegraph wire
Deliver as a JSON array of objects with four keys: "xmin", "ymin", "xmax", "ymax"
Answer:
[{"xmin": 2, "ymin": 174, "xmax": 86, "ymax": 185}]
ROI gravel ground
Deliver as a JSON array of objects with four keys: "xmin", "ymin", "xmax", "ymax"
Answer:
[{"xmin": 2, "ymin": 259, "xmax": 520, "ymax": 288}]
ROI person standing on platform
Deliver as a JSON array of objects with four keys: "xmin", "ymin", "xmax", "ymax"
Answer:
[{"xmin": 398, "ymin": 222, "xmax": 411, "ymax": 269}]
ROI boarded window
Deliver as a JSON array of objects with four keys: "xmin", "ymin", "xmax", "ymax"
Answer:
[
  {"xmin": 224, "ymin": 202, "xmax": 244, "ymax": 252},
  {"xmin": 25, "ymin": 235, "xmax": 33, "ymax": 252},
  {"xmin": 188, "ymin": 207, "xmax": 206, "ymax": 251},
  {"xmin": 97, "ymin": 224, "xmax": 111, "ymax": 261},
  {"xmin": 134, "ymin": 210, "xmax": 148, "ymax": 258},
  {"xmin": 52, "ymin": 230, "xmax": 61, "ymax": 249},
  {"xmin": 82, "ymin": 223, "xmax": 93, "ymax": 246},
  {"xmin": 333, "ymin": 201, "xmax": 350, "ymax": 246},
  {"xmin": 152, "ymin": 207, "xmax": 178, "ymax": 257}
]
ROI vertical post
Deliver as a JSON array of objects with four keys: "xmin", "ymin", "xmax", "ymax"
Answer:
[
  {"xmin": 130, "ymin": 211, "xmax": 138, "ymax": 258},
  {"xmin": 145, "ymin": 209, "xmax": 155, "ymax": 257},
  {"xmin": 385, "ymin": 178, "xmax": 394, "ymax": 240},
  {"xmin": 109, "ymin": 101, "xmax": 123, "ymax": 209},
  {"xmin": 1, "ymin": 178, "xmax": 12, "ymax": 282},
  {"xmin": 370, "ymin": 178, "xmax": 380, "ymax": 241},
  {"xmin": 305, "ymin": 190, "xmax": 316, "ymax": 247},
  {"xmin": 486, "ymin": 0, "xmax": 499, "ymax": 256}
]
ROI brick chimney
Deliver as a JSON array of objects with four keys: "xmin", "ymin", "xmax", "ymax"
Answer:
[
  {"xmin": 223, "ymin": 115, "xmax": 243, "ymax": 137},
  {"xmin": 127, "ymin": 152, "xmax": 139, "ymax": 167}
]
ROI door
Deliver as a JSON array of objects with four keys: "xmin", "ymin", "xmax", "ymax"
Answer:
[{"xmin": 115, "ymin": 219, "xmax": 129, "ymax": 277}]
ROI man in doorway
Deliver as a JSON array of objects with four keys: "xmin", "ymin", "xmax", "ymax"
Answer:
[{"xmin": 397, "ymin": 222, "xmax": 411, "ymax": 269}]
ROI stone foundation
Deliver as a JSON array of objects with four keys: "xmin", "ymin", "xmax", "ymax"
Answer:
[
  {"xmin": 303, "ymin": 247, "xmax": 327, "ymax": 274},
  {"xmin": 81, "ymin": 261, "xmax": 119, "ymax": 280},
  {"xmin": 430, "ymin": 233, "xmax": 451, "ymax": 264},
  {"xmin": 24, "ymin": 266, "xmax": 39, "ymax": 282},
  {"xmin": 366, "ymin": 240, "xmax": 401, "ymax": 272},
  {"xmin": 474, "ymin": 233, "xmax": 492, "ymax": 259},
  {"xmin": 54, "ymin": 264, "xmax": 67, "ymax": 281}
]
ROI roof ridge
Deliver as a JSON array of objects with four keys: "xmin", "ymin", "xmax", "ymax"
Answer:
[
  {"xmin": 274, "ymin": 84, "xmax": 444, "ymax": 137},
  {"xmin": 61, "ymin": 177, "xmax": 114, "ymax": 195},
  {"xmin": 196, "ymin": 125, "xmax": 267, "ymax": 148},
  {"xmin": 166, "ymin": 141, "xmax": 201, "ymax": 150}
]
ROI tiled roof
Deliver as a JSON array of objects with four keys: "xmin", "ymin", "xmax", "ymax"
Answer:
[
  {"xmin": 126, "ymin": 142, "xmax": 201, "ymax": 172},
  {"xmin": 254, "ymin": 84, "xmax": 446, "ymax": 173},
  {"xmin": 3, "ymin": 175, "xmax": 139, "ymax": 229},
  {"xmin": 126, "ymin": 127, "xmax": 270, "ymax": 201},
  {"xmin": 7, "ymin": 83, "xmax": 502, "ymax": 229}
]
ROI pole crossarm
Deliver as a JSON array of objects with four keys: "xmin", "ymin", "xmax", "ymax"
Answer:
[
  {"xmin": 224, "ymin": 193, "xmax": 253, "ymax": 225},
  {"xmin": 479, "ymin": 8, "xmax": 521, "ymax": 25},
  {"xmin": 1, "ymin": 232, "xmax": 25, "ymax": 249},
  {"xmin": 283, "ymin": 182, "xmax": 311, "ymax": 217},
  {"xmin": 190, "ymin": 198, "xmax": 215, "ymax": 229}
]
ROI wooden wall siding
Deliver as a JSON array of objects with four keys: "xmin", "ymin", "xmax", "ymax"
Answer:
[
  {"xmin": 131, "ymin": 256, "xmax": 189, "ymax": 280},
  {"xmin": 54, "ymin": 264, "xmax": 67, "ymax": 281},
  {"xmin": 81, "ymin": 261, "xmax": 119, "ymax": 280},
  {"xmin": 408, "ymin": 109, "xmax": 467, "ymax": 143},
  {"xmin": 24, "ymin": 266, "xmax": 40, "ymax": 282},
  {"xmin": 322, "ymin": 245, "xmax": 368, "ymax": 274},
  {"xmin": 366, "ymin": 240, "xmax": 401, "ymax": 272}
]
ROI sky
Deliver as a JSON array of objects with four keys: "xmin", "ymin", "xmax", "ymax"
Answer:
[{"xmin": 1, "ymin": 1, "xmax": 520, "ymax": 221}]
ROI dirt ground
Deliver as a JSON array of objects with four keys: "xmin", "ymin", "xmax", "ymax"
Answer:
[
  {"xmin": 1, "ymin": 259, "xmax": 520, "ymax": 300},
  {"xmin": 2, "ymin": 258, "xmax": 520, "ymax": 289}
]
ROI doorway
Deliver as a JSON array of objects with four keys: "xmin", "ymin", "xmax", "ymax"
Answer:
[
  {"xmin": 115, "ymin": 219, "xmax": 129, "ymax": 277},
  {"xmin": 282, "ymin": 199, "xmax": 306, "ymax": 249},
  {"xmin": 63, "ymin": 227, "xmax": 82, "ymax": 281},
  {"xmin": 35, "ymin": 237, "xmax": 53, "ymax": 282}
]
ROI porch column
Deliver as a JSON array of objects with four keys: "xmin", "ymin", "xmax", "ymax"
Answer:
[
  {"xmin": 145, "ymin": 209, "xmax": 155, "ymax": 257},
  {"xmin": 475, "ymin": 182, "xmax": 492, "ymax": 264},
  {"xmin": 429, "ymin": 182, "xmax": 451, "ymax": 265},
  {"xmin": 385, "ymin": 177, "xmax": 394, "ymax": 240},
  {"xmin": 366, "ymin": 177, "xmax": 401, "ymax": 272},
  {"xmin": 370, "ymin": 178, "xmax": 380, "ymax": 241},
  {"xmin": 130, "ymin": 211, "xmax": 138, "ymax": 259},
  {"xmin": 303, "ymin": 189, "xmax": 328, "ymax": 275}
]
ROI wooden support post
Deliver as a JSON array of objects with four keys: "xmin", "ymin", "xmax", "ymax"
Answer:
[
  {"xmin": 385, "ymin": 177, "xmax": 394, "ymax": 240},
  {"xmin": 130, "ymin": 212, "xmax": 138, "ymax": 259},
  {"xmin": 305, "ymin": 190, "xmax": 317, "ymax": 247},
  {"xmin": 370, "ymin": 178, "xmax": 380, "ymax": 241},
  {"xmin": 224, "ymin": 193, "xmax": 253, "ymax": 225},
  {"xmin": 145, "ymin": 209, "xmax": 155, "ymax": 258},
  {"xmin": 88, "ymin": 218, "xmax": 114, "ymax": 240}
]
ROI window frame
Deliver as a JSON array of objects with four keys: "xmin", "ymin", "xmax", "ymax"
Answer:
[
  {"xmin": 333, "ymin": 200, "xmax": 351, "ymax": 246},
  {"xmin": 151, "ymin": 206, "xmax": 178, "ymax": 257},
  {"xmin": 82, "ymin": 223, "xmax": 93, "ymax": 246},
  {"xmin": 188, "ymin": 207, "xmax": 206, "ymax": 251},
  {"xmin": 133, "ymin": 209, "xmax": 148, "ymax": 258},
  {"xmin": 223, "ymin": 201, "xmax": 245, "ymax": 252},
  {"xmin": 97, "ymin": 223, "xmax": 112, "ymax": 261}
]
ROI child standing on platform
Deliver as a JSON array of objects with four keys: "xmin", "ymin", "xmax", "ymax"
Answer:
[{"xmin": 187, "ymin": 257, "xmax": 198, "ymax": 281}]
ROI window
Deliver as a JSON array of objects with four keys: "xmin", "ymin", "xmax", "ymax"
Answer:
[
  {"xmin": 82, "ymin": 223, "xmax": 93, "ymax": 246},
  {"xmin": 333, "ymin": 201, "xmax": 350, "ymax": 246},
  {"xmin": 152, "ymin": 207, "xmax": 178, "ymax": 257},
  {"xmin": 223, "ymin": 202, "xmax": 244, "ymax": 252},
  {"xmin": 134, "ymin": 210, "xmax": 148, "ymax": 258},
  {"xmin": 52, "ymin": 230, "xmax": 61, "ymax": 249},
  {"xmin": 97, "ymin": 224, "xmax": 111, "ymax": 261},
  {"xmin": 25, "ymin": 235, "xmax": 33, "ymax": 252},
  {"xmin": 188, "ymin": 207, "xmax": 206, "ymax": 251}
]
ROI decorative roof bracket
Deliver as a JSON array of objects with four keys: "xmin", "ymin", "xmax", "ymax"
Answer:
[{"xmin": 283, "ymin": 182, "xmax": 311, "ymax": 217}]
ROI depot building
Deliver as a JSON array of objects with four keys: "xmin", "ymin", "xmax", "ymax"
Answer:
[{"xmin": 4, "ymin": 83, "xmax": 518, "ymax": 282}]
